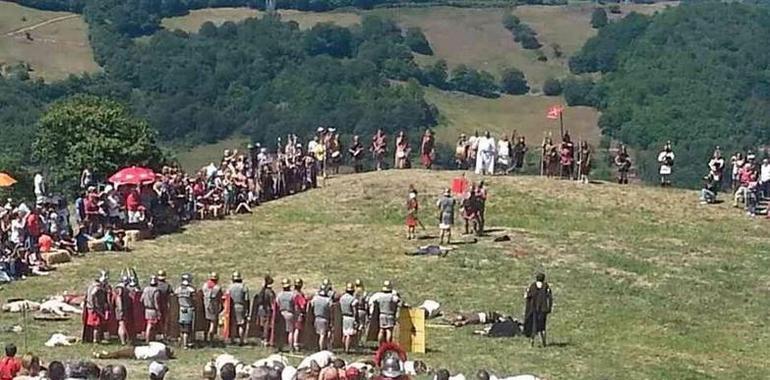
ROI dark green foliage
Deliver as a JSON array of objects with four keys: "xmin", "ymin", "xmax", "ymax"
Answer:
[
  {"xmin": 500, "ymin": 67, "xmax": 529, "ymax": 95},
  {"xmin": 448, "ymin": 65, "xmax": 499, "ymax": 98},
  {"xmin": 405, "ymin": 27, "xmax": 433, "ymax": 55},
  {"xmin": 542, "ymin": 77, "xmax": 562, "ymax": 96},
  {"xmin": 591, "ymin": 8, "xmax": 608, "ymax": 28},
  {"xmin": 303, "ymin": 22, "xmax": 354, "ymax": 57},
  {"xmin": 562, "ymin": 77, "xmax": 600, "ymax": 107},
  {"xmin": 33, "ymin": 95, "xmax": 164, "ymax": 191},
  {"xmin": 420, "ymin": 59, "xmax": 449, "ymax": 89},
  {"xmin": 608, "ymin": 4, "xmax": 621, "ymax": 14},
  {"xmin": 502, "ymin": 12, "xmax": 541, "ymax": 50},
  {"xmin": 576, "ymin": 2, "xmax": 770, "ymax": 187},
  {"xmin": 535, "ymin": 49, "xmax": 547, "ymax": 62},
  {"xmin": 569, "ymin": 12, "xmax": 650, "ymax": 74}
]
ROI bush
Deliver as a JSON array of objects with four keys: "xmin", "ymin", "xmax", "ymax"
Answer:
[
  {"xmin": 404, "ymin": 27, "xmax": 433, "ymax": 55},
  {"xmin": 500, "ymin": 67, "xmax": 529, "ymax": 95},
  {"xmin": 536, "ymin": 50, "xmax": 548, "ymax": 62},
  {"xmin": 591, "ymin": 8, "xmax": 608, "ymax": 29},
  {"xmin": 502, "ymin": 13, "xmax": 520, "ymax": 30},
  {"xmin": 519, "ymin": 32, "xmax": 542, "ymax": 49},
  {"xmin": 543, "ymin": 78, "xmax": 563, "ymax": 96},
  {"xmin": 563, "ymin": 77, "xmax": 599, "ymax": 107},
  {"xmin": 608, "ymin": 4, "xmax": 621, "ymax": 14},
  {"xmin": 449, "ymin": 65, "xmax": 499, "ymax": 98}
]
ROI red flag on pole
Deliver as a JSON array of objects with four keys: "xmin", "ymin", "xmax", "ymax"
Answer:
[{"xmin": 547, "ymin": 105, "xmax": 564, "ymax": 120}]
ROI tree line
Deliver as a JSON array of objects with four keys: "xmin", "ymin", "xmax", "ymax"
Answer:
[{"xmin": 566, "ymin": 1, "xmax": 770, "ymax": 187}]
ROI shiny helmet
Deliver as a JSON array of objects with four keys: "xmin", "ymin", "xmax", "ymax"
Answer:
[
  {"xmin": 381, "ymin": 356, "xmax": 403, "ymax": 378},
  {"xmin": 346, "ymin": 282, "xmax": 355, "ymax": 292},
  {"xmin": 209, "ymin": 272, "xmax": 219, "ymax": 281},
  {"xmin": 156, "ymin": 270, "xmax": 166, "ymax": 280},
  {"xmin": 282, "ymin": 278, "xmax": 292, "ymax": 289},
  {"xmin": 232, "ymin": 271, "xmax": 242, "ymax": 281},
  {"xmin": 382, "ymin": 280, "xmax": 393, "ymax": 292},
  {"xmin": 149, "ymin": 275, "xmax": 158, "ymax": 286}
]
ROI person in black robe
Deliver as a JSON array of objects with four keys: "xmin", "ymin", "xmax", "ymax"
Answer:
[{"xmin": 523, "ymin": 273, "xmax": 553, "ymax": 347}]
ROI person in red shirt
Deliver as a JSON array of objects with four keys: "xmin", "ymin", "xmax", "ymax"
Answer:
[
  {"xmin": 38, "ymin": 234, "xmax": 53, "ymax": 253},
  {"xmin": 25, "ymin": 210, "xmax": 41, "ymax": 253},
  {"xmin": 126, "ymin": 185, "xmax": 143, "ymax": 224},
  {"xmin": 0, "ymin": 343, "xmax": 22, "ymax": 380},
  {"xmin": 292, "ymin": 278, "xmax": 308, "ymax": 351}
]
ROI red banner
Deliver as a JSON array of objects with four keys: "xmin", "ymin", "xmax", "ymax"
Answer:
[{"xmin": 547, "ymin": 105, "xmax": 564, "ymax": 120}]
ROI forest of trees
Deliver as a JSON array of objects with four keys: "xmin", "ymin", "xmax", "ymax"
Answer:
[{"xmin": 569, "ymin": 1, "xmax": 770, "ymax": 187}]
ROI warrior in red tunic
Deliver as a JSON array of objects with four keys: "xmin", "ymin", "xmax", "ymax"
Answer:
[{"xmin": 405, "ymin": 187, "xmax": 419, "ymax": 240}]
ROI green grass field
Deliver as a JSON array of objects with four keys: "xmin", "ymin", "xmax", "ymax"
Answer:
[
  {"xmin": 1, "ymin": 170, "xmax": 768, "ymax": 379},
  {"xmin": 0, "ymin": 1, "xmax": 99, "ymax": 81}
]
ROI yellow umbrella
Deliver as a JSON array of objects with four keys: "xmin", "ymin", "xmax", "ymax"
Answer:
[{"xmin": 0, "ymin": 172, "xmax": 17, "ymax": 187}]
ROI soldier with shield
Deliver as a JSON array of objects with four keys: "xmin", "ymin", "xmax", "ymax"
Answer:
[
  {"xmin": 202, "ymin": 272, "xmax": 223, "ymax": 346},
  {"xmin": 141, "ymin": 276, "xmax": 161, "ymax": 344},
  {"xmin": 224, "ymin": 271, "xmax": 250, "ymax": 346},
  {"xmin": 370, "ymin": 281, "xmax": 400, "ymax": 345},
  {"xmin": 310, "ymin": 284, "xmax": 333, "ymax": 351},
  {"xmin": 275, "ymin": 278, "xmax": 296, "ymax": 351},
  {"xmin": 339, "ymin": 283, "xmax": 359, "ymax": 353}
]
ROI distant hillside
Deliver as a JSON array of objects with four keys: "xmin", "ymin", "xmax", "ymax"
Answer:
[{"xmin": 571, "ymin": 1, "xmax": 770, "ymax": 187}]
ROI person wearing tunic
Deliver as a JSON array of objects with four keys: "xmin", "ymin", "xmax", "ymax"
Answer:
[
  {"xmin": 371, "ymin": 130, "xmax": 388, "ymax": 171},
  {"xmin": 113, "ymin": 278, "xmax": 132, "ymax": 346},
  {"xmin": 542, "ymin": 137, "xmax": 557, "ymax": 177},
  {"xmin": 339, "ymin": 283, "xmax": 359, "ymax": 353},
  {"xmin": 348, "ymin": 136, "xmax": 365, "ymax": 174},
  {"xmin": 175, "ymin": 274, "xmax": 196, "ymax": 349},
  {"xmin": 559, "ymin": 134, "xmax": 575, "ymax": 180},
  {"xmin": 455, "ymin": 134, "xmax": 469, "ymax": 169},
  {"xmin": 276, "ymin": 279, "xmax": 296, "ymax": 352},
  {"xmin": 467, "ymin": 131, "xmax": 479, "ymax": 165},
  {"xmin": 395, "ymin": 131, "xmax": 410, "ymax": 169},
  {"xmin": 436, "ymin": 189, "xmax": 455, "ymax": 244},
  {"xmin": 85, "ymin": 276, "xmax": 109, "ymax": 344},
  {"xmin": 475, "ymin": 132, "xmax": 496, "ymax": 175},
  {"xmin": 141, "ymin": 277, "xmax": 161, "ymax": 344},
  {"xmin": 226, "ymin": 271, "xmax": 250, "ymax": 346},
  {"xmin": 657, "ymin": 142, "xmax": 675, "ymax": 187},
  {"xmin": 496, "ymin": 135, "xmax": 512, "ymax": 174},
  {"xmin": 420, "ymin": 130, "xmax": 435, "ymax": 169},
  {"xmin": 254, "ymin": 276, "xmax": 276, "ymax": 344},
  {"xmin": 155, "ymin": 270, "xmax": 173, "ymax": 340},
  {"xmin": 311, "ymin": 287, "xmax": 333, "ymax": 351},
  {"xmin": 202, "ymin": 272, "xmax": 223, "ymax": 345},
  {"xmin": 461, "ymin": 186, "xmax": 480, "ymax": 236},
  {"xmin": 405, "ymin": 188, "xmax": 419, "ymax": 240},
  {"xmin": 577, "ymin": 141, "xmax": 592, "ymax": 184},
  {"xmin": 512, "ymin": 137, "xmax": 528, "ymax": 174},
  {"xmin": 523, "ymin": 273, "xmax": 553, "ymax": 347},
  {"xmin": 615, "ymin": 145, "xmax": 631, "ymax": 184},
  {"xmin": 370, "ymin": 281, "xmax": 400, "ymax": 344}
]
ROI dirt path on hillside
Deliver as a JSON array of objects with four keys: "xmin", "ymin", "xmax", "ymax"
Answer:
[{"xmin": 4, "ymin": 14, "xmax": 78, "ymax": 36}]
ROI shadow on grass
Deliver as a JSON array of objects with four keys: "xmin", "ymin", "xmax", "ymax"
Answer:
[{"xmin": 450, "ymin": 239, "xmax": 478, "ymax": 245}]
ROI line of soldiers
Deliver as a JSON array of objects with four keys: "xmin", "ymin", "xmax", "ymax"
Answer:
[{"xmin": 83, "ymin": 270, "xmax": 402, "ymax": 354}]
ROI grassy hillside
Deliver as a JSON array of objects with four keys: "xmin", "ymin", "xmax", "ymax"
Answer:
[
  {"xmin": 1, "ymin": 170, "xmax": 768, "ymax": 379},
  {"xmin": 0, "ymin": 1, "xmax": 99, "ymax": 81},
  {"xmin": 162, "ymin": 8, "xmax": 362, "ymax": 31},
  {"xmin": 426, "ymin": 87, "xmax": 599, "ymax": 146}
]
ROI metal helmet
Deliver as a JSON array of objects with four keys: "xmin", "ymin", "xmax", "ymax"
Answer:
[
  {"xmin": 381, "ymin": 356, "xmax": 403, "ymax": 378},
  {"xmin": 475, "ymin": 370, "xmax": 491, "ymax": 380},
  {"xmin": 382, "ymin": 280, "xmax": 393, "ymax": 292},
  {"xmin": 120, "ymin": 275, "xmax": 130, "ymax": 285},
  {"xmin": 322, "ymin": 278, "xmax": 332, "ymax": 290},
  {"xmin": 149, "ymin": 276, "xmax": 158, "ymax": 286},
  {"xmin": 294, "ymin": 278, "xmax": 304, "ymax": 288},
  {"xmin": 210, "ymin": 272, "xmax": 219, "ymax": 281},
  {"xmin": 157, "ymin": 270, "xmax": 167, "ymax": 280},
  {"xmin": 282, "ymin": 278, "xmax": 292, "ymax": 289},
  {"xmin": 264, "ymin": 275, "xmax": 274, "ymax": 287},
  {"xmin": 354, "ymin": 279, "xmax": 364, "ymax": 288},
  {"xmin": 202, "ymin": 361, "xmax": 217, "ymax": 380},
  {"xmin": 181, "ymin": 273, "xmax": 192, "ymax": 282},
  {"xmin": 232, "ymin": 271, "xmax": 242, "ymax": 281},
  {"xmin": 346, "ymin": 282, "xmax": 354, "ymax": 292}
]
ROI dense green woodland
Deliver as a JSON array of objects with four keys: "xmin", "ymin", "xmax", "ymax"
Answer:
[{"xmin": 568, "ymin": 1, "xmax": 770, "ymax": 187}]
